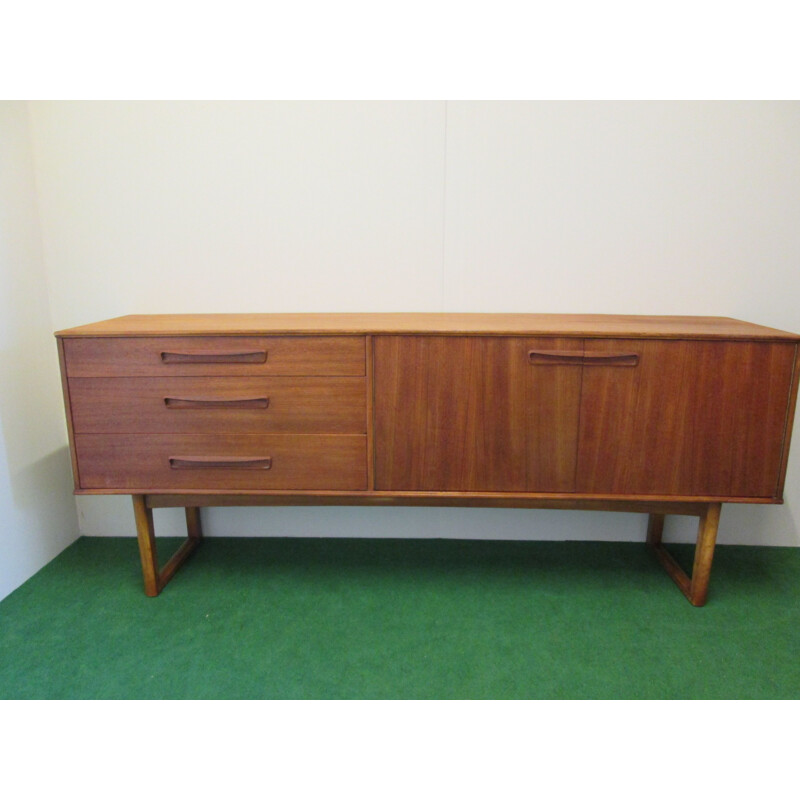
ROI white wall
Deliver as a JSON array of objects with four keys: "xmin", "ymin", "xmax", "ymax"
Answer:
[
  {"xmin": 0, "ymin": 102, "xmax": 79, "ymax": 600},
  {"xmin": 27, "ymin": 101, "xmax": 800, "ymax": 546}
]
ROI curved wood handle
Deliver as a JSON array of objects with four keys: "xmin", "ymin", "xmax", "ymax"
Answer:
[
  {"xmin": 164, "ymin": 397, "xmax": 270, "ymax": 409},
  {"xmin": 582, "ymin": 352, "xmax": 639, "ymax": 366},
  {"xmin": 168, "ymin": 456, "xmax": 273, "ymax": 470},
  {"xmin": 529, "ymin": 350, "xmax": 639, "ymax": 366},
  {"xmin": 528, "ymin": 350, "xmax": 585, "ymax": 365},
  {"xmin": 160, "ymin": 350, "xmax": 267, "ymax": 364}
]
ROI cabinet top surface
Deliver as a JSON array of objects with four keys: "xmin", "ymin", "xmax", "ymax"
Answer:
[{"xmin": 55, "ymin": 313, "xmax": 800, "ymax": 341}]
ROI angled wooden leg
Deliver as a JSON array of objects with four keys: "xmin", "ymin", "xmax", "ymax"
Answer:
[
  {"xmin": 647, "ymin": 503, "xmax": 722, "ymax": 606},
  {"xmin": 132, "ymin": 496, "xmax": 203, "ymax": 596},
  {"xmin": 185, "ymin": 506, "xmax": 203, "ymax": 541},
  {"xmin": 132, "ymin": 494, "xmax": 160, "ymax": 597},
  {"xmin": 689, "ymin": 503, "xmax": 721, "ymax": 607},
  {"xmin": 646, "ymin": 513, "xmax": 665, "ymax": 547}
]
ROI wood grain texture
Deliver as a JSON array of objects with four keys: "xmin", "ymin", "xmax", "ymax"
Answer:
[
  {"xmin": 55, "ymin": 313, "xmax": 800, "ymax": 341},
  {"xmin": 576, "ymin": 339, "xmax": 796, "ymax": 498},
  {"xmin": 132, "ymin": 495, "xmax": 159, "ymax": 596},
  {"xmin": 63, "ymin": 335, "xmax": 365, "ymax": 377},
  {"xmin": 525, "ymin": 337, "xmax": 582, "ymax": 491},
  {"xmin": 689, "ymin": 503, "xmax": 722, "ymax": 606},
  {"xmin": 185, "ymin": 507, "xmax": 203, "ymax": 540},
  {"xmin": 75, "ymin": 434, "xmax": 367, "ymax": 491},
  {"xmin": 646, "ymin": 513, "xmax": 665, "ymax": 547},
  {"xmin": 374, "ymin": 336, "xmax": 527, "ymax": 491},
  {"xmin": 90, "ymin": 488, "xmax": 771, "ymax": 505},
  {"xmin": 56, "ymin": 317, "xmax": 800, "ymax": 508},
  {"xmin": 68, "ymin": 376, "xmax": 366, "ymax": 434},
  {"xmin": 577, "ymin": 339, "xmax": 675, "ymax": 496},
  {"xmin": 374, "ymin": 334, "xmax": 797, "ymax": 499},
  {"xmin": 144, "ymin": 492, "xmax": 713, "ymax": 514},
  {"xmin": 366, "ymin": 335, "xmax": 376, "ymax": 491}
]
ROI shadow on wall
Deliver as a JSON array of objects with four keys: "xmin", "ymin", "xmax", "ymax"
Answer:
[
  {"xmin": 3, "ymin": 444, "xmax": 75, "ymax": 519},
  {"xmin": 722, "ymin": 498, "xmax": 799, "ymax": 547},
  {"xmin": 0, "ymin": 338, "xmax": 79, "ymax": 557}
]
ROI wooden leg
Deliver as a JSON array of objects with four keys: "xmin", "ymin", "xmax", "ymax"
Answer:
[
  {"xmin": 689, "ymin": 503, "xmax": 721, "ymax": 607},
  {"xmin": 185, "ymin": 506, "xmax": 203, "ymax": 541},
  {"xmin": 646, "ymin": 513, "xmax": 665, "ymax": 547},
  {"xmin": 131, "ymin": 496, "xmax": 203, "ymax": 596},
  {"xmin": 132, "ymin": 494, "xmax": 160, "ymax": 597},
  {"xmin": 647, "ymin": 503, "xmax": 722, "ymax": 606}
]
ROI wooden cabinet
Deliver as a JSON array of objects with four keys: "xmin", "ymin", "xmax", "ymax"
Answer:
[{"xmin": 56, "ymin": 313, "xmax": 800, "ymax": 604}]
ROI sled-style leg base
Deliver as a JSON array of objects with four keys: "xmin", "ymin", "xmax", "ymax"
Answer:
[
  {"xmin": 647, "ymin": 503, "xmax": 721, "ymax": 606},
  {"xmin": 132, "ymin": 495, "xmax": 203, "ymax": 597}
]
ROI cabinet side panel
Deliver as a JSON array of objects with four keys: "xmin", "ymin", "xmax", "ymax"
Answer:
[
  {"xmin": 373, "ymin": 336, "xmax": 526, "ymax": 491},
  {"xmin": 728, "ymin": 342, "xmax": 796, "ymax": 498},
  {"xmin": 366, "ymin": 335, "xmax": 376, "ymax": 491},
  {"xmin": 775, "ymin": 345, "xmax": 800, "ymax": 500},
  {"xmin": 56, "ymin": 337, "xmax": 81, "ymax": 490}
]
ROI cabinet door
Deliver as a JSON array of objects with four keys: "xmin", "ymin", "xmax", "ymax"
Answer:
[
  {"xmin": 575, "ymin": 339, "xmax": 796, "ymax": 498},
  {"xmin": 374, "ymin": 336, "xmax": 528, "ymax": 491},
  {"xmin": 374, "ymin": 336, "xmax": 584, "ymax": 492}
]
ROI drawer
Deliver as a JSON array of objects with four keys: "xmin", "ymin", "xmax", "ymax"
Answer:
[
  {"xmin": 63, "ymin": 336, "xmax": 365, "ymax": 377},
  {"xmin": 68, "ymin": 377, "xmax": 367, "ymax": 434},
  {"xmin": 75, "ymin": 434, "xmax": 367, "ymax": 491}
]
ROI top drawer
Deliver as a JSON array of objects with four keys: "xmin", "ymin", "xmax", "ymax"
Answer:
[{"xmin": 62, "ymin": 336, "xmax": 366, "ymax": 377}]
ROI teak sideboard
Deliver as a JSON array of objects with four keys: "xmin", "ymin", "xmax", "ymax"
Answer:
[{"xmin": 55, "ymin": 313, "xmax": 800, "ymax": 605}]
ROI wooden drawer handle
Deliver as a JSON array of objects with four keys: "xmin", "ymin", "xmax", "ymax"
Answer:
[
  {"xmin": 528, "ymin": 350, "xmax": 584, "ymax": 365},
  {"xmin": 160, "ymin": 350, "xmax": 268, "ymax": 364},
  {"xmin": 582, "ymin": 352, "xmax": 639, "ymax": 366},
  {"xmin": 164, "ymin": 397, "xmax": 270, "ymax": 409},
  {"xmin": 528, "ymin": 350, "xmax": 639, "ymax": 366},
  {"xmin": 168, "ymin": 456, "xmax": 273, "ymax": 470}
]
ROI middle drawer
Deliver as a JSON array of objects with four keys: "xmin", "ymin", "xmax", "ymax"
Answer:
[{"xmin": 68, "ymin": 376, "xmax": 367, "ymax": 434}]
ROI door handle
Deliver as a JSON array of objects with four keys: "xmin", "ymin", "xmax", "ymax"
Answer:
[
  {"xmin": 160, "ymin": 350, "xmax": 267, "ymax": 364},
  {"xmin": 529, "ymin": 350, "xmax": 638, "ymax": 366},
  {"xmin": 164, "ymin": 397, "xmax": 270, "ymax": 409},
  {"xmin": 168, "ymin": 456, "xmax": 273, "ymax": 470}
]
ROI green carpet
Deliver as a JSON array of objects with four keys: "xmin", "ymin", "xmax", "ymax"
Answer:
[{"xmin": 1, "ymin": 536, "xmax": 798, "ymax": 699}]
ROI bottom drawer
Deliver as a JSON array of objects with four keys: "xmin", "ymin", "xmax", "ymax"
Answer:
[{"xmin": 75, "ymin": 434, "xmax": 367, "ymax": 491}]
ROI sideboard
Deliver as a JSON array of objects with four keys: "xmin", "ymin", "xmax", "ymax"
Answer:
[{"xmin": 55, "ymin": 313, "xmax": 800, "ymax": 605}]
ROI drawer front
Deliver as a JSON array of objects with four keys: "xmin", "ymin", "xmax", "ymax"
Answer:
[
  {"xmin": 63, "ymin": 336, "xmax": 365, "ymax": 377},
  {"xmin": 75, "ymin": 434, "xmax": 367, "ymax": 491},
  {"xmin": 68, "ymin": 377, "xmax": 366, "ymax": 434}
]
